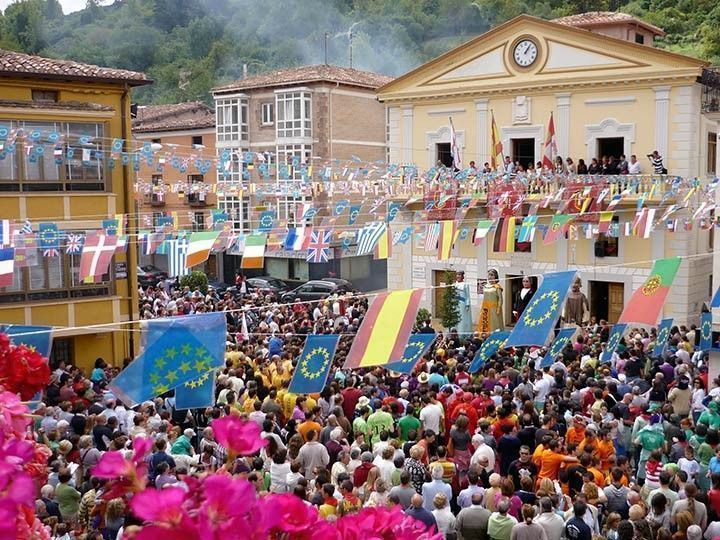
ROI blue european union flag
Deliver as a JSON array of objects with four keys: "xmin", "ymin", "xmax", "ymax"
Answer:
[
  {"xmin": 653, "ymin": 318, "xmax": 673, "ymax": 356},
  {"xmin": 385, "ymin": 333, "xmax": 436, "ymax": 374},
  {"xmin": 334, "ymin": 199, "xmax": 349, "ymax": 216},
  {"xmin": 0, "ymin": 324, "xmax": 53, "ymax": 357},
  {"xmin": 176, "ymin": 371, "xmax": 216, "ymax": 410},
  {"xmin": 540, "ymin": 327, "xmax": 576, "ymax": 369},
  {"xmin": 469, "ymin": 331, "xmax": 509, "ymax": 373},
  {"xmin": 258, "ymin": 211, "xmax": 275, "ymax": 232},
  {"xmin": 110, "ymin": 312, "xmax": 226, "ymax": 407},
  {"xmin": 288, "ymin": 335, "xmax": 340, "ymax": 394},
  {"xmin": 387, "ymin": 202, "xmax": 402, "ymax": 222},
  {"xmin": 504, "ymin": 271, "xmax": 576, "ymax": 348},
  {"xmin": 700, "ymin": 312, "xmax": 712, "ymax": 352},
  {"xmin": 600, "ymin": 324, "xmax": 627, "ymax": 364},
  {"xmin": 348, "ymin": 205, "xmax": 361, "ymax": 226}
]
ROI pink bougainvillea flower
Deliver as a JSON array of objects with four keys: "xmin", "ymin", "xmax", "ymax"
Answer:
[
  {"xmin": 210, "ymin": 416, "xmax": 266, "ymax": 456},
  {"xmin": 0, "ymin": 391, "xmax": 31, "ymax": 436},
  {"xmin": 199, "ymin": 475, "xmax": 256, "ymax": 522},
  {"xmin": 136, "ymin": 524, "xmax": 201, "ymax": 540},
  {"xmin": 93, "ymin": 451, "xmax": 134, "ymax": 479},
  {"xmin": 268, "ymin": 493, "xmax": 320, "ymax": 533},
  {"xmin": 131, "ymin": 487, "xmax": 187, "ymax": 525}
]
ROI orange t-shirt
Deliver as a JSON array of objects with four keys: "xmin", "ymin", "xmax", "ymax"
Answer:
[
  {"xmin": 532, "ymin": 444, "xmax": 545, "ymax": 469},
  {"xmin": 577, "ymin": 437, "xmax": 597, "ymax": 455},
  {"xmin": 538, "ymin": 450, "xmax": 566, "ymax": 480},
  {"xmin": 566, "ymin": 427, "xmax": 586, "ymax": 447},
  {"xmin": 595, "ymin": 439, "xmax": 616, "ymax": 471},
  {"xmin": 297, "ymin": 420, "xmax": 322, "ymax": 441},
  {"xmin": 588, "ymin": 467, "xmax": 605, "ymax": 487}
]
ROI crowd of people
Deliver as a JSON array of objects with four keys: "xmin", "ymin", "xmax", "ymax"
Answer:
[{"xmin": 28, "ymin": 277, "xmax": 720, "ymax": 540}]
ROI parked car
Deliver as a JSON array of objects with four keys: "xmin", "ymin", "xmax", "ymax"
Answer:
[
  {"xmin": 137, "ymin": 265, "xmax": 168, "ymax": 288},
  {"xmin": 246, "ymin": 276, "xmax": 291, "ymax": 297},
  {"xmin": 281, "ymin": 279, "xmax": 353, "ymax": 303},
  {"xmin": 207, "ymin": 279, "xmax": 235, "ymax": 296}
]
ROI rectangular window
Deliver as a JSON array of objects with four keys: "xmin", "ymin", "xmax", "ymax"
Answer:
[
  {"xmin": 0, "ymin": 120, "xmax": 107, "ymax": 192},
  {"xmin": 188, "ymin": 174, "xmax": 204, "ymax": 184},
  {"xmin": 151, "ymin": 138, "xmax": 161, "ymax": 144},
  {"xmin": 0, "ymin": 249, "xmax": 111, "ymax": 303},
  {"xmin": 708, "ymin": 132, "xmax": 717, "ymax": 175},
  {"xmin": 218, "ymin": 195, "xmax": 249, "ymax": 232},
  {"xmin": 151, "ymin": 174, "xmax": 162, "ymax": 186},
  {"xmin": 634, "ymin": 33, "xmax": 645, "ymax": 45},
  {"xmin": 261, "ymin": 102, "xmax": 274, "ymax": 125},
  {"xmin": 275, "ymin": 91, "xmax": 311, "ymax": 139},
  {"xmin": 275, "ymin": 143, "xmax": 311, "ymax": 221},
  {"xmin": 193, "ymin": 212, "xmax": 205, "ymax": 231},
  {"xmin": 32, "ymin": 90, "xmax": 59, "ymax": 102},
  {"xmin": 216, "ymin": 97, "xmax": 248, "ymax": 142},
  {"xmin": 594, "ymin": 216, "xmax": 620, "ymax": 257},
  {"xmin": 191, "ymin": 135, "xmax": 203, "ymax": 146}
]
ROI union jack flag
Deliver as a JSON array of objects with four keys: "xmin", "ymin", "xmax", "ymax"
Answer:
[
  {"xmin": 65, "ymin": 233, "xmax": 84, "ymax": 254},
  {"xmin": 306, "ymin": 229, "xmax": 332, "ymax": 263}
]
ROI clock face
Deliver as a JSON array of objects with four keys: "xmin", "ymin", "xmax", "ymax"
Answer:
[{"xmin": 513, "ymin": 39, "xmax": 538, "ymax": 67}]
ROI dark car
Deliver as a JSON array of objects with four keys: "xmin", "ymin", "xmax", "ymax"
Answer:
[
  {"xmin": 246, "ymin": 276, "xmax": 291, "ymax": 297},
  {"xmin": 137, "ymin": 265, "xmax": 168, "ymax": 288},
  {"xmin": 207, "ymin": 279, "xmax": 235, "ymax": 296},
  {"xmin": 280, "ymin": 279, "xmax": 353, "ymax": 303}
]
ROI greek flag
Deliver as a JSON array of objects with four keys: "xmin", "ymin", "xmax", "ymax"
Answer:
[
  {"xmin": 168, "ymin": 236, "xmax": 189, "ymax": 278},
  {"xmin": 356, "ymin": 222, "xmax": 386, "ymax": 256}
]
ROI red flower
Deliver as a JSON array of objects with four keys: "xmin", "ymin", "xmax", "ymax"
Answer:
[
  {"xmin": 211, "ymin": 417, "xmax": 266, "ymax": 457},
  {"xmin": 0, "ymin": 335, "xmax": 51, "ymax": 400}
]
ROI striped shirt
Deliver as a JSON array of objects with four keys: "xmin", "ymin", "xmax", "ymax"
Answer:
[{"xmin": 651, "ymin": 155, "xmax": 664, "ymax": 173}]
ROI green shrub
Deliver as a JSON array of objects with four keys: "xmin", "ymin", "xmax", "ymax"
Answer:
[{"xmin": 180, "ymin": 271, "xmax": 209, "ymax": 294}]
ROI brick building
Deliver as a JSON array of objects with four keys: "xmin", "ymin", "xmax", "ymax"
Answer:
[
  {"xmin": 132, "ymin": 102, "xmax": 220, "ymax": 277},
  {"xmin": 211, "ymin": 65, "xmax": 391, "ymax": 288}
]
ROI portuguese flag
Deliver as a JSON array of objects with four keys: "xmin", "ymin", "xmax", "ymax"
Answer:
[
  {"xmin": 543, "ymin": 214, "xmax": 572, "ymax": 245},
  {"xmin": 618, "ymin": 257, "xmax": 681, "ymax": 326}
]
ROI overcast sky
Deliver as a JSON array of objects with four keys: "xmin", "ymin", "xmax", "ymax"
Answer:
[{"xmin": 0, "ymin": 0, "xmax": 99, "ymax": 14}]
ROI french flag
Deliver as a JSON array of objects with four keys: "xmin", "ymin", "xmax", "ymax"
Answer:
[{"xmin": 0, "ymin": 247, "xmax": 14, "ymax": 287}]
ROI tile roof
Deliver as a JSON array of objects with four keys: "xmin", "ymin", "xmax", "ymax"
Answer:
[
  {"xmin": 132, "ymin": 101, "xmax": 215, "ymax": 133},
  {"xmin": 213, "ymin": 64, "xmax": 393, "ymax": 93},
  {"xmin": 0, "ymin": 99, "xmax": 115, "ymax": 112},
  {"xmin": 0, "ymin": 49, "xmax": 150, "ymax": 86},
  {"xmin": 553, "ymin": 11, "xmax": 665, "ymax": 36}
]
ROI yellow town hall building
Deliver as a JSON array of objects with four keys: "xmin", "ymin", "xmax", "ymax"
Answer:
[{"xmin": 378, "ymin": 14, "xmax": 720, "ymax": 326}]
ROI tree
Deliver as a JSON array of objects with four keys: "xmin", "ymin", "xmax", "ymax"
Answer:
[
  {"xmin": 415, "ymin": 307, "xmax": 431, "ymax": 330},
  {"xmin": 439, "ymin": 270, "xmax": 461, "ymax": 330},
  {"xmin": 180, "ymin": 271, "xmax": 208, "ymax": 294}
]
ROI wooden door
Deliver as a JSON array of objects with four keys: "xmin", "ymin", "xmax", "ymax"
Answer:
[{"xmin": 608, "ymin": 283, "xmax": 624, "ymax": 323}]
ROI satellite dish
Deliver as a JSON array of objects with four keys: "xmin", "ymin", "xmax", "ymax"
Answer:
[{"xmin": 150, "ymin": 143, "xmax": 163, "ymax": 152}]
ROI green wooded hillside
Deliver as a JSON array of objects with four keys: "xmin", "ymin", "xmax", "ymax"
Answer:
[{"xmin": 1, "ymin": 0, "xmax": 717, "ymax": 104}]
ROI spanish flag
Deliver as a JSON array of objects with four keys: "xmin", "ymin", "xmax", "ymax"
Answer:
[
  {"xmin": 437, "ymin": 220, "xmax": 456, "ymax": 261},
  {"xmin": 343, "ymin": 289, "xmax": 423, "ymax": 369},
  {"xmin": 491, "ymin": 111, "xmax": 503, "ymax": 170},
  {"xmin": 493, "ymin": 217, "xmax": 516, "ymax": 253}
]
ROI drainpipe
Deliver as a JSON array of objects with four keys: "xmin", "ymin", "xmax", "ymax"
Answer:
[{"xmin": 121, "ymin": 83, "xmax": 137, "ymax": 359}]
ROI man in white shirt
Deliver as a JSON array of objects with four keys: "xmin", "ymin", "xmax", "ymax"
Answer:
[
  {"xmin": 373, "ymin": 446, "xmax": 396, "ymax": 485},
  {"xmin": 534, "ymin": 496, "xmax": 565, "ymax": 540},
  {"xmin": 533, "ymin": 371, "xmax": 551, "ymax": 411},
  {"xmin": 469, "ymin": 436, "xmax": 495, "ymax": 473},
  {"xmin": 628, "ymin": 154, "xmax": 641, "ymax": 174},
  {"xmin": 419, "ymin": 396, "xmax": 443, "ymax": 435}
]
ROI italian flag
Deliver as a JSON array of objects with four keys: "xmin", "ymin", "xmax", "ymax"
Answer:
[
  {"xmin": 241, "ymin": 233, "xmax": 266, "ymax": 269},
  {"xmin": 618, "ymin": 257, "xmax": 681, "ymax": 326},
  {"xmin": 185, "ymin": 231, "xmax": 221, "ymax": 268}
]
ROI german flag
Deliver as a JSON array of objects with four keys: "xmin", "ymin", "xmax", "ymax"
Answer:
[
  {"xmin": 493, "ymin": 217, "xmax": 516, "ymax": 253},
  {"xmin": 437, "ymin": 220, "xmax": 456, "ymax": 261},
  {"xmin": 343, "ymin": 289, "xmax": 423, "ymax": 369}
]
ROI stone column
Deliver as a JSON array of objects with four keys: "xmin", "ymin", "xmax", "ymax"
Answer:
[
  {"xmin": 653, "ymin": 85, "xmax": 670, "ymax": 159},
  {"xmin": 555, "ymin": 92, "xmax": 571, "ymax": 159},
  {"xmin": 475, "ymin": 99, "xmax": 489, "ymax": 166},
  {"xmin": 401, "ymin": 105, "xmax": 414, "ymax": 164}
]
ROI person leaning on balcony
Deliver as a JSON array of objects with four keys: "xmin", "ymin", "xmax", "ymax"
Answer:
[{"xmin": 628, "ymin": 155, "xmax": 642, "ymax": 174}]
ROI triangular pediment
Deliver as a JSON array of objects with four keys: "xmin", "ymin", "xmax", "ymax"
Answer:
[{"xmin": 377, "ymin": 15, "xmax": 707, "ymax": 100}]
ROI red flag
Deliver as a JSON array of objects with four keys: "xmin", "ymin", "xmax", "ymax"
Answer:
[
  {"xmin": 542, "ymin": 112, "xmax": 557, "ymax": 170},
  {"xmin": 79, "ymin": 232, "xmax": 118, "ymax": 283}
]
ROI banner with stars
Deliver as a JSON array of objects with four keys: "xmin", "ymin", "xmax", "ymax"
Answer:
[
  {"xmin": 109, "ymin": 312, "xmax": 226, "ymax": 407},
  {"xmin": 385, "ymin": 333, "xmax": 436, "ymax": 374},
  {"xmin": 469, "ymin": 330, "xmax": 510, "ymax": 374},
  {"xmin": 700, "ymin": 312, "xmax": 713, "ymax": 352},
  {"xmin": 175, "ymin": 370, "xmax": 216, "ymax": 410},
  {"xmin": 653, "ymin": 318, "xmax": 673, "ymax": 357},
  {"xmin": 600, "ymin": 323, "xmax": 626, "ymax": 364},
  {"xmin": 540, "ymin": 327, "xmax": 576, "ymax": 369},
  {"xmin": 504, "ymin": 271, "xmax": 576, "ymax": 348},
  {"xmin": 288, "ymin": 334, "xmax": 340, "ymax": 394}
]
